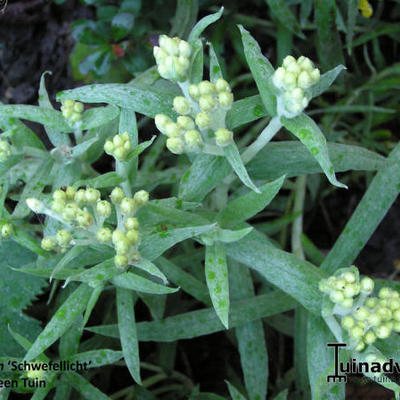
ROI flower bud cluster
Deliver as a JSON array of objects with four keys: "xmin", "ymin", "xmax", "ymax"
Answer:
[
  {"xmin": 1, "ymin": 222, "xmax": 13, "ymax": 239},
  {"xmin": 104, "ymin": 132, "xmax": 132, "ymax": 161},
  {"xmin": 272, "ymin": 55, "xmax": 320, "ymax": 115},
  {"xmin": 153, "ymin": 35, "xmax": 191, "ymax": 82},
  {"xmin": 61, "ymin": 100, "xmax": 84, "ymax": 124},
  {"xmin": 0, "ymin": 139, "xmax": 11, "ymax": 162},
  {"xmin": 358, "ymin": 0, "xmax": 373, "ymax": 18},
  {"xmin": 154, "ymin": 78, "xmax": 235, "ymax": 154},
  {"xmin": 319, "ymin": 269, "xmax": 400, "ymax": 352},
  {"xmin": 26, "ymin": 186, "xmax": 149, "ymax": 268}
]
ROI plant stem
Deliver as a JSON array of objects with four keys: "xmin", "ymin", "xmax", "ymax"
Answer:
[
  {"xmin": 241, "ymin": 116, "xmax": 282, "ymax": 164},
  {"xmin": 291, "ymin": 175, "xmax": 306, "ymax": 259},
  {"xmin": 116, "ymin": 160, "xmax": 132, "ymax": 197}
]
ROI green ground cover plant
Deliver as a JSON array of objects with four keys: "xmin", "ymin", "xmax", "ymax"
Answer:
[{"xmin": 0, "ymin": 1, "xmax": 400, "ymax": 399}]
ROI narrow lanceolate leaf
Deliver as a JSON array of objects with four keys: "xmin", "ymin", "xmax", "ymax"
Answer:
[
  {"xmin": 239, "ymin": 25, "xmax": 276, "ymax": 116},
  {"xmin": 209, "ymin": 42, "xmax": 223, "ymax": 81},
  {"xmin": 281, "ymin": 114, "xmax": 347, "ymax": 189},
  {"xmin": 247, "ymin": 141, "xmax": 385, "ymax": 181},
  {"xmin": 346, "ymin": 0, "xmax": 358, "ymax": 54},
  {"xmin": 39, "ymin": 71, "xmax": 70, "ymax": 147},
  {"xmin": 57, "ymin": 84, "xmax": 175, "ymax": 118},
  {"xmin": 205, "ymin": 242, "xmax": 229, "ymax": 329},
  {"xmin": 179, "ymin": 154, "xmax": 231, "ymax": 202},
  {"xmin": 69, "ymin": 349, "xmax": 123, "ymax": 368},
  {"xmin": 230, "ymin": 262, "xmax": 268, "ymax": 400},
  {"xmin": 217, "ymin": 175, "xmax": 285, "ymax": 228},
  {"xmin": 188, "ymin": 7, "xmax": 224, "ymax": 44},
  {"xmin": 64, "ymin": 372, "xmax": 111, "ymax": 400},
  {"xmin": 132, "ymin": 258, "xmax": 168, "ymax": 284},
  {"xmin": 321, "ymin": 142, "xmax": 400, "ymax": 274},
  {"xmin": 226, "ymin": 381, "xmax": 247, "ymax": 400},
  {"xmin": 119, "ymin": 107, "xmax": 138, "ymax": 184},
  {"xmin": 0, "ymin": 105, "xmax": 70, "ymax": 132},
  {"xmin": 117, "ymin": 288, "xmax": 141, "ymax": 384},
  {"xmin": 216, "ymin": 227, "xmax": 253, "ymax": 243},
  {"xmin": 112, "ymin": 272, "xmax": 179, "ymax": 295},
  {"xmin": 226, "ymin": 95, "xmax": 267, "ymax": 130},
  {"xmin": 224, "ymin": 143, "xmax": 260, "ymax": 193},
  {"xmin": 24, "ymin": 284, "xmax": 92, "ymax": 361},
  {"xmin": 272, "ymin": 389, "xmax": 289, "ymax": 400},
  {"xmin": 225, "ymin": 229, "xmax": 325, "ymax": 314},
  {"xmin": 311, "ymin": 65, "xmax": 346, "ymax": 99},
  {"xmin": 87, "ymin": 290, "xmax": 296, "ymax": 341},
  {"xmin": 51, "ymin": 246, "xmax": 87, "ymax": 282},
  {"xmin": 80, "ymin": 105, "xmax": 120, "ymax": 130},
  {"xmin": 139, "ymin": 223, "xmax": 216, "ymax": 261},
  {"xmin": 265, "ymin": 0, "xmax": 304, "ymax": 38}
]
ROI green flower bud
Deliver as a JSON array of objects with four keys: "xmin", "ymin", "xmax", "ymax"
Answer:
[
  {"xmin": 272, "ymin": 67, "xmax": 285, "ymax": 89},
  {"xmin": 114, "ymin": 147, "xmax": 129, "ymax": 161},
  {"xmin": 62, "ymin": 203, "xmax": 79, "ymax": 221},
  {"xmin": 282, "ymin": 72, "xmax": 297, "ymax": 90},
  {"xmin": 115, "ymin": 238, "xmax": 130, "ymax": 255},
  {"xmin": 392, "ymin": 309, "xmax": 400, "ymax": 322},
  {"xmin": 354, "ymin": 306, "xmax": 369, "ymax": 321},
  {"xmin": 97, "ymin": 228, "xmax": 112, "ymax": 243},
  {"xmin": 379, "ymin": 287, "xmax": 391, "ymax": 299},
  {"xmin": 393, "ymin": 322, "xmax": 400, "ymax": 332},
  {"xmin": 195, "ymin": 112, "xmax": 211, "ymax": 130},
  {"xmin": 126, "ymin": 229, "xmax": 140, "ymax": 245},
  {"xmin": 65, "ymin": 186, "xmax": 76, "ymax": 201},
  {"xmin": 51, "ymin": 199, "xmax": 65, "ymax": 214},
  {"xmin": 355, "ymin": 341, "xmax": 365, "ymax": 352},
  {"xmin": 166, "ymin": 137, "xmax": 185, "ymax": 154},
  {"xmin": 297, "ymin": 71, "xmax": 313, "ymax": 89},
  {"xmin": 375, "ymin": 325, "xmax": 391, "ymax": 339},
  {"xmin": 41, "ymin": 237, "xmax": 55, "ymax": 251},
  {"xmin": 343, "ymin": 272, "xmax": 356, "ymax": 283},
  {"xmin": 365, "ymin": 297, "xmax": 378, "ymax": 309},
  {"xmin": 215, "ymin": 129, "xmax": 233, "ymax": 147},
  {"xmin": 341, "ymin": 315, "xmax": 355, "ymax": 330},
  {"xmin": 110, "ymin": 187, "xmax": 125, "ymax": 204},
  {"xmin": 114, "ymin": 254, "xmax": 128, "ymax": 269},
  {"xmin": 76, "ymin": 210, "xmax": 93, "ymax": 228},
  {"xmin": 215, "ymin": 78, "xmax": 230, "ymax": 92},
  {"xmin": 96, "ymin": 200, "xmax": 112, "ymax": 217},
  {"xmin": 218, "ymin": 91, "xmax": 233, "ymax": 108},
  {"xmin": 56, "ymin": 229, "xmax": 72, "ymax": 246},
  {"xmin": 63, "ymin": 99, "xmax": 74, "ymax": 108},
  {"xmin": 367, "ymin": 314, "xmax": 381, "ymax": 327},
  {"xmin": 125, "ymin": 217, "xmax": 139, "ymax": 231},
  {"xmin": 70, "ymin": 112, "xmax": 82, "ymax": 123},
  {"xmin": 188, "ymin": 84, "xmax": 200, "ymax": 99},
  {"xmin": 53, "ymin": 189, "xmax": 66, "ymax": 201},
  {"xmin": 310, "ymin": 69, "xmax": 320, "ymax": 83},
  {"xmin": 286, "ymin": 61, "xmax": 301, "ymax": 75},
  {"xmin": 74, "ymin": 189, "xmax": 87, "ymax": 204},
  {"xmin": 199, "ymin": 81, "xmax": 216, "ymax": 95},
  {"xmin": 334, "ymin": 278, "xmax": 346, "ymax": 290},
  {"xmin": 1, "ymin": 223, "xmax": 13, "ymax": 238},
  {"xmin": 184, "ymin": 130, "xmax": 203, "ymax": 151},
  {"xmin": 26, "ymin": 198, "xmax": 44, "ymax": 213},
  {"xmin": 377, "ymin": 306, "xmax": 392, "ymax": 321},
  {"xmin": 199, "ymin": 95, "xmax": 216, "ymax": 112},
  {"xmin": 120, "ymin": 197, "xmax": 136, "ymax": 215},
  {"xmin": 155, "ymin": 114, "xmax": 171, "ymax": 133},
  {"xmin": 360, "ymin": 277, "xmax": 374, "ymax": 293},
  {"xmin": 318, "ymin": 279, "xmax": 327, "ymax": 293},
  {"xmin": 104, "ymin": 140, "xmax": 115, "ymax": 154},
  {"xmin": 112, "ymin": 229, "xmax": 125, "ymax": 245},
  {"xmin": 298, "ymin": 56, "xmax": 313, "ymax": 72},
  {"xmin": 73, "ymin": 102, "xmax": 84, "ymax": 113},
  {"xmin": 388, "ymin": 298, "xmax": 400, "ymax": 310},
  {"xmin": 62, "ymin": 108, "xmax": 73, "ymax": 119},
  {"xmin": 85, "ymin": 188, "xmax": 100, "ymax": 203},
  {"xmin": 178, "ymin": 40, "xmax": 191, "ymax": 58},
  {"xmin": 282, "ymin": 55, "xmax": 296, "ymax": 67},
  {"xmin": 173, "ymin": 96, "xmax": 191, "ymax": 115},
  {"xmin": 329, "ymin": 290, "xmax": 344, "ymax": 303},
  {"xmin": 177, "ymin": 116, "xmax": 195, "ymax": 130},
  {"xmin": 343, "ymin": 284, "xmax": 357, "ymax": 298},
  {"xmin": 341, "ymin": 298, "xmax": 354, "ymax": 308},
  {"xmin": 165, "ymin": 122, "xmax": 182, "ymax": 138},
  {"xmin": 133, "ymin": 190, "xmax": 149, "ymax": 207},
  {"xmin": 350, "ymin": 326, "xmax": 364, "ymax": 340}
]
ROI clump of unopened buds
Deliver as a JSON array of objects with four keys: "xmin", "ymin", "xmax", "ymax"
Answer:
[
  {"xmin": 26, "ymin": 186, "xmax": 149, "ymax": 268},
  {"xmin": 0, "ymin": 138, "xmax": 11, "ymax": 162},
  {"xmin": 272, "ymin": 55, "xmax": 320, "ymax": 116},
  {"xmin": 153, "ymin": 35, "xmax": 191, "ymax": 82},
  {"xmin": 319, "ymin": 266, "xmax": 400, "ymax": 352},
  {"xmin": 61, "ymin": 99, "xmax": 84, "ymax": 124},
  {"xmin": 154, "ymin": 78, "xmax": 235, "ymax": 154},
  {"xmin": 104, "ymin": 132, "xmax": 132, "ymax": 161},
  {"xmin": 0, "ymin": 222, "xmax": 13, "ymax": 239}
]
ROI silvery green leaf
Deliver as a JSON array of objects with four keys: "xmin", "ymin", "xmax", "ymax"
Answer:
[
  {"xmin": 132, "ymin": 258, "xmax": 168, "ymax": 285},
  {"xmin": 71, "ymin": 137, "xmax": 98, "ymax": 158},
  {"xmin": 223, "ymin": 142, "xmax": 260, "ymax": 193},
  {"xmin": 226, "ymin": 381, "xmax": 247, "ymax": 400},
  {"xmin": 216, "ymin": 227, "xmax": 253, "ymax": 243},
  {"xmin": 188, "ymin": 7, "xmax": 223, "ymax": 43},
  {"xmin": 80, "ymin": 105, "xmax": 120, "ymax": 130},
  {"xmin": 311, "ymin": 65, "xmax": 346, "ymax": 98},
  {"xmin": 281, "ymin": 114, "xmax": 347, "ymax": 189},
  {"xmin": 209, "ymin": 42, "xmax": 223, "ymax": 81},
  {"xmin": 205, "ymin": 242, "xmax": 229, "ymax": 328}
]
